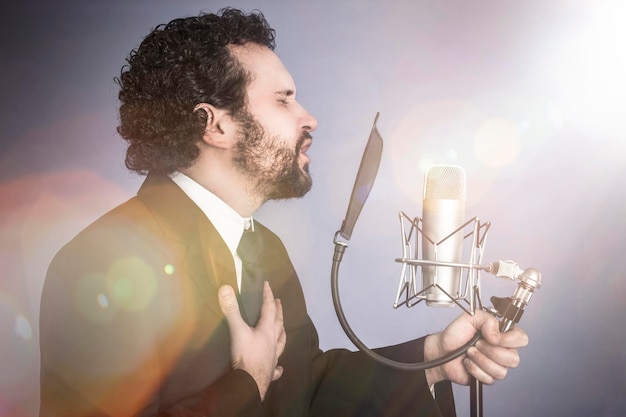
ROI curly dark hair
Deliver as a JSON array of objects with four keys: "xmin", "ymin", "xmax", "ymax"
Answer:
[{"xmin": 115, "ymin": 8, "xmax": 276, "ymax": 175}]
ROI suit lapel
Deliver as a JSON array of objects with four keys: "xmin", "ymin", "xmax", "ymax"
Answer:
[{"xmin": 137, "ymin": 174, "xmax": 237, "ymax": 316}]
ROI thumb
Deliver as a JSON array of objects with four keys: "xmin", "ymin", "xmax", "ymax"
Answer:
[
  {"xmin": 473, "ymin": 310, "xmax": 501, "ymax": 345},
  {"xmin": 218, "ymin": 285, "xmax": 246, "ymax": 328}
]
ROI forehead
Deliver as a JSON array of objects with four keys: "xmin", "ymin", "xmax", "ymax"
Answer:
[{"xmin": 230, "ymin": 43, "xmax": 296, "ymax": 96}]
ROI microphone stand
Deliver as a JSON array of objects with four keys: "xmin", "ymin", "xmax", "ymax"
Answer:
[
  {"xmin": 470, "ymin": 375, "xmax": 483, "ymax": 417},
  {"xmin": 468, "ymin": 269, "xmax": 542, "ymax": 417},
  {"xmin": 330, "ymin": 112, "xmax": 482, "ymax": 372},
  {"xmin": 333, "ymin": 112, "xmax": 541, "ymax": 416}
]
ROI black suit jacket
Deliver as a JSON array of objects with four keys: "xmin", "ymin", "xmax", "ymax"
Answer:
[{"xmin": 39, "ymin": 174, "xmax": 456, "ymax": 417}]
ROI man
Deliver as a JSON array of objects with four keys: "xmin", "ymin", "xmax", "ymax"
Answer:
[{"xmin": 39, "ymin": 8, "xmax": 527, "ymax": 417}]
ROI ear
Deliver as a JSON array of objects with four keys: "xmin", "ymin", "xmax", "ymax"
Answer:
[{"xmin": 194, "ymin": 103, "xmax": 237, "ymax": 149}]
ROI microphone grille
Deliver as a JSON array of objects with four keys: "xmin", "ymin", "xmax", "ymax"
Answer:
[{"xmin": 424, "ymin": 165, "xmax": 466, "ymax": 200}]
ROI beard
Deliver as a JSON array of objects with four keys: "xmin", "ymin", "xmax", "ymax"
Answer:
[{"xmin": 233, "ymin": 109, "xmax": 313, "ymax": 201}]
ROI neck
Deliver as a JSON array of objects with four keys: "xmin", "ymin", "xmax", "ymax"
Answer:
[{"xmin": 180, "ymin": 153, "xmax": 263, "ymax": 218}]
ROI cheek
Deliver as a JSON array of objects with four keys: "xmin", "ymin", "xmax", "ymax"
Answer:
[{"xmin": 256, "ymin": 107, "xmax": 299, "ymax": 138}]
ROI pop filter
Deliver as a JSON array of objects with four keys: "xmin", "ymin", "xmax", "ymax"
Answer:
[
  {"xmin": 339, "ymin": 112, "xmax": 383, "ymax": 241},
  {"xmin": 332, "ymin": 112, "xmax": 478, "ymax": 371},
  {"xmin": 332, "ymin": 119, "xmax": 541, "ymax": 416}
]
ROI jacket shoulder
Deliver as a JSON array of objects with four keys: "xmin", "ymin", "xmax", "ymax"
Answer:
[{"xmin": 48, "ymin": 196, "xmax": 171, "ymax": 274}]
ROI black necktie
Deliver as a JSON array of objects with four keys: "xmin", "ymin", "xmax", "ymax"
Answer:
[{"xmin": 237, "ymin": 227, "xmax": 265, "ymax": 326}]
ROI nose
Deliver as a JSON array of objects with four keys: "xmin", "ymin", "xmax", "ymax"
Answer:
[{"xmin": 300, "ymin": 106, "xmax": 318, "ymax": 132}]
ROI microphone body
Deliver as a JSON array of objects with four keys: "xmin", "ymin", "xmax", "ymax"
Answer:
[{"xmin": 421, "ymin": 165, "xmax": 466, "ymax": 307}]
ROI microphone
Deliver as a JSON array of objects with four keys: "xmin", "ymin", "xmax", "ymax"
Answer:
[{"xmin": 421, "ymin": 165, "xmax": 466, "ymax": 307}]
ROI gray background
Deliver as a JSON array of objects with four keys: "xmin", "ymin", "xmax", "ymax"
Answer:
[{"xmin": 1, "ymin": 0, "xmax": 625, "ymax": 416}]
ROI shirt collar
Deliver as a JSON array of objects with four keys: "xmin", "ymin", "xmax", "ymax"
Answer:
[{"xmin": 169, "ymin": 171, "xmax": 251, "ymax": 255}]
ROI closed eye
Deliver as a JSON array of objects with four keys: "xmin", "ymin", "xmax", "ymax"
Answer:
[{"xmin": 275, "ymin": 89, "xmax": 295, "ymax": 105}]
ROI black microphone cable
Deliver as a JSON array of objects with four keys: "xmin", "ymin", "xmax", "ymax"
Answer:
[{"xmin": 331, "ymin": 235, "xmax": 481, "ymax": 371}]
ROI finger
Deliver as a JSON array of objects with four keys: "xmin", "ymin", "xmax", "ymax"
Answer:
[
  {"xmin": 477, "ymin": 315, "xmax": 501, "ymax": 345},
  {"xmin": 461, "ymin": 310, "xmax": 499, "ymax": 345},
  {"xmin": 276, "ymin": 325, "xmax": 287, "ymax": 357},
  {"xmin": 463, "ymin": 357, "xmax": 495, "ymax": 385},
  {"xmin": 465, "ymin": 346, "xmax": 508, "ymax": 383},
  {"xmin": 274, "ymin": 298, "xmax": 284, "ymax": 332},
  {"xmin": 274, "ymin": 299, "xmax": 286, "ymax": 356},
  {"xmin": 272, "ymin": 365, "xmax": 284, "ymax": 381},
  {"xmin": 475, "ymin": 340, "xmax": 521, "ymax": 369},
  {"xmin": 499, "ymin": 326, "xmax": 529, "ymax": 349},
  {"xmin": 258, "ymin": 281, "xmax": 277, "ymax": 325},
  {"xmin": 218, "ymin": 285, "xmax": 247, "ymax": 330}
]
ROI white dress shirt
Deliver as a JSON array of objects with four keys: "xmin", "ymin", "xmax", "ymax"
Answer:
[{"xmin": 169, "ymin": 171, "xmax": 251, "ymax": 291}]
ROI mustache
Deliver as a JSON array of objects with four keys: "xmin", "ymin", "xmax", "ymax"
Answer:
[{"xmin": 296, "ymin": 131, "xmax": 312, "ymax": 152}]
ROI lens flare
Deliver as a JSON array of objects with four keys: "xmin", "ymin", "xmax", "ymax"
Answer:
[
  {"xmin": 106, "ymin": 256, "xmax": 157, "ymax": 312},
  {"xmin": 0, "ymin": 292, "xmax": 36, "ymax": 387},
  {"xmin": 390, "ymin": 100, "xmax": 485, "ymax": 206},
  {"xmin": 15, "ymin": 315, "xmax": 32, "ymax": 341},
  {"xmin": 473, "ymin": 118, "xmax": 521, "ymax": 168},
  {"xmin": 97, "ymin": 293, "xmax": 109, "ymax": 309}
]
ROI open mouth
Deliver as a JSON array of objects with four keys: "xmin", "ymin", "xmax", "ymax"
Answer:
[
  {"xmin": 298, "ymin": 132, "xmax": 313, "ymax": 155},
  {"xmin": 299, "ymin": 142, "xmax": 311, "ymax": 155}
]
